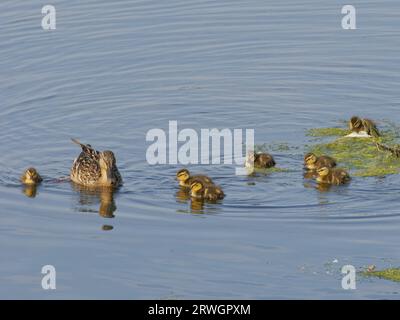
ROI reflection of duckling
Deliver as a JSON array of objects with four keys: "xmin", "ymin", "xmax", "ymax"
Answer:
[
  {"xmin": 190, "ymin": 180, "xmax": 225, "ymax": 201},
  {"xmin": 245, "ymin": 151, "xmax": 275, "ymax": 169},
  {"xmin": 21, "ymin": 168, "xmax": 43, "ymax": 185},
  {"xmin": 349, "ymin": 116, "xmax": 380, "ymax": 138},
  {"xmin": 316, "ymin": 167, "xmax": 351, "ymax": 185},
  {"xmin": 190, "ymin": 199, "xmax": 205, "ymax": 212},
  {"xmin": 70, "ymin": 139, "xmax": 123, "ymax": 187},
  {"xmin": 176, "ymin": 169, "xmax": 213, "ymax": 188},
  {"xmin": 304, "ymin": 153, "xmax": 336, "ymax": 171},
  {"xmin": 175, "ymin": 189, "xmax": 191, "ymax": 202},
  {"xmin": 22, "ymin": 185, "xmax": 38, "ymax": 198}
]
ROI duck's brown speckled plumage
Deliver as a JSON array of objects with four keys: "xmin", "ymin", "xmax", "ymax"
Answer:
[
  {"xmin": 70, "ymin": 139, "xmax": 122, "ymax": 187},
  {"xmin": 316, "ymin": 167, "xmax": 351, "ymax": 185},
  {"xmin": 190, "ymin": 179, "xmax": 225, "ymax": 201},
  {"xmin": 245, "ymin": 151, "xmax": 276, "ymax": 169},
  {"xmin": 304, "ymin": 153, "xmax": 337, "ymax": 170},
  {"xmin": 176, "ymin": 168, "xmax": 213, "ymax": 188}
]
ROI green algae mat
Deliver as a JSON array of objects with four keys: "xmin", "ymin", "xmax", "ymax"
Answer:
[
  {"xmin": 362, "ymin": 268, "xmax": 400, "ymax": 282},
  {"xmin": 306, "ymin": 122, "xmax": 400, "ymax": 177}
]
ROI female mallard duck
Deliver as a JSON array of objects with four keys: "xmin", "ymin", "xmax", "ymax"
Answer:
[
  {"xmin": 70, "ymin": 139, "xmax": 123, "ymax": 187},
  {"xmin": 176, "ymin": 168, "xmax": 213, "ymax": 188},
  {"xmin": 190, "ymin": 179, "xmax": 225, "ymax": 201},
  {"xmin": 316, "ymin": 167, "xmax": 351, "ymax": 185},
  {"xmin": 348, "ymin": 116, "xmax": 380, "ymax": 138},
  {"xmin": 304, "ymin": 153, "xmax": 336, "ymax": 170},
  {"xmin": 245, "ymin": 151, "xmax": 276, "ymax": 169},
  {"xmin": 21, "ymin": 168, "xmax": 43, "ymax": 185}
]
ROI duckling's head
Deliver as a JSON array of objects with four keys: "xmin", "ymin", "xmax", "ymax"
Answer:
[
  {"xmin": 350, "ymin": 116, "xmax": 362, "ymax": 129},
  {"xmin": 21, "ymin": 167, "xmax": 42, "ymax": 185},
  {"xmin": 190, "ymin": 180, "xmax": 204, "ymax": 193},
  {"xmin": 317, "ymin": 167, "xmax": 330, "ymax": 177},
  {"xmin": 99, "ymin": 151, "xmax": 117, "ymax": 173},
  {"xmin": 304, "ymin": 153, "xmax": 317, "ymax": 165},
  {"xmin": 176, "ymin": 169, "xmax": 190, "ymax": 183}
]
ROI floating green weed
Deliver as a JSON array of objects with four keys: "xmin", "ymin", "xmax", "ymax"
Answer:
[
  {"xmin": 306, "ymin": 124, "xmax": 400, "ymax": 177},
  {"xmin": 362, "ymin": 268, "xmax": 400, "ymax": 282},
  {"xmin": 307, "ymin": 127, "xmax": 349, "ymax": 137}
]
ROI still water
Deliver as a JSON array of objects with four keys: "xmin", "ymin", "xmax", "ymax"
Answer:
[{"xmin": 1, "ymin": 0, "xmax": 400, "ymax": 299}]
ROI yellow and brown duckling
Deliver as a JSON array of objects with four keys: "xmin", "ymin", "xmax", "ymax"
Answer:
[
  {"xmin": 316, "ymin": 167, "xmax": 351, "ymax": 185},
  {"xmin": 245, "ymin": 151, "xmax": 276, "ymax": 169},
  {"xmin": 348, "ymin": 116, "xmax": 380, "ymax": 138},
  {"xmin": 70, "ymin": 139, "xmax": 123, "ymax": 188},
  {"xmin": 190, "ymin": 179, "xmax": 225, "ymax": 201},
  {"xmin": 176, "ymin": 168, "xmax": 213, "ymax": 188},
  {"xmin": 304, "ymin": 153, "xmax": 336, "ymax": 171},
  {"xmin": 21, "ymin": 167, "xmax": 43, "ymax": 185}
]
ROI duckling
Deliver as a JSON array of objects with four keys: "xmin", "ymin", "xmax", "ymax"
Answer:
[
  {"xmin": 70, "ymin": 139, "xmax": 123, "ymax": 187},
  {"xmin": 245, "ymin": 151, "xmax": 276, "ymax": 169},
  {"xmin": 316, "ymin": 167, "xmax": 351, "ymax": 185},
  {"xmin": 348, "ymin": 116, "xmax": 380, "ymax": 138},
  {"xmin": 304, "ymin": 153, "xmax": 337, "ymax": 170},
  {"xmin": 190, "ymin": 179, "xmax": 225, "ymax": 201},
  {"xmin": 21, "ymin": 167, "xmax": 43, "ymax": 185},
  {"xmin": 176, "ymin": 168, "xmax": 213, "ymax": 188}
]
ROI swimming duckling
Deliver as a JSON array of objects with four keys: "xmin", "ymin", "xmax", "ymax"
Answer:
[
  {"xmin": 348, "ymin": 116, "xmax": 380, "ymax": 138},
  {"xmin": 245, "ymin": 151, "xmax": 276, "ymax": 169},
  {"xmin": 176, "ymin": 168, "xmax": 213, "ymax": 188},
  {"xmin": 316, "ymin": 167, "xmax": 351, "ymax": 185},
  {"xmin": 21, "ymin": 168, "xmax": 43, "ymax": 185},
  {"xmin": 304, "ymin": 153, "xmax": 337, "ymax": 171},
  {"xmin": 70, "ymin": 139, "xmax": 123, "ymax": 188},
  {"xmin": 190, "ymin": 179, "xmax": 225, "ymax": 201}
]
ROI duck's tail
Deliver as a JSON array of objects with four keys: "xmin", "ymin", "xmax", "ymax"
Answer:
[{"xmin": 71, "ymin": 138, "xmax": 96, "ymax": 155}]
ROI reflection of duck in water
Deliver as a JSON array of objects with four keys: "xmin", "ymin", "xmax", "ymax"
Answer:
[
  {"xmin": 70, "ymin": 139, "xmax": 123, "ymax": 188},
  {"xmin": 175, "ymin": 188, "xmax": 191, "ymax": 203},
  {"xmin": 190, "ymin": 198, "xmax": 205, "ymax": 212},
  {"xmin": 22, "ymin": 184, "xmax": 39, "ymax": 198},
  {"xmin": 72, "ymin": 184, "xmax": 117, "ymax": 218}
]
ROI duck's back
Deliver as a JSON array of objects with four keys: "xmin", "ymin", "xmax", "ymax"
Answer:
[
  {"xmin": 316, "ymin": 156, "xmax": 336, "ymax": 169},
  {"xmin": 332, "ymin": 169, "xmax": 350, "ymax": 185},
  {"xmin": 70, "ymin": 148, "xmax": 101, "ymax": 186},
  {"xmin": 254, "ymin": 153, "xmax": 276, "ymax": 168}
]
